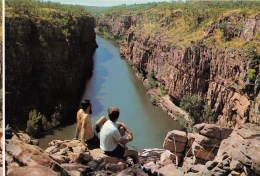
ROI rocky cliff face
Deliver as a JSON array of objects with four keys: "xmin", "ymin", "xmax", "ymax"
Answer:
[
  {"xmin": 98, "ymin": 14, "xmax": 132, "ymax": 38},
  {"xmin": 6, "ymin": 16, "xmax": 97, "ymax": 128},
  {"xmin": 161, "ymin": 123, "xmax": 260, "ymax": 175},
  {"xmin": 97, "ymin": 13, "xmax": 260, "ymax": 128}
]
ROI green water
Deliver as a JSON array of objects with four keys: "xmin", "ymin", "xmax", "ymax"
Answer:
[{"xmin": 38, "ymin": 35, "xmax": 182, "ymax": 150}]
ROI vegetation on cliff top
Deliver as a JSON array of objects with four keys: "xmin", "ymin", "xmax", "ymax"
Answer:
[
  {"xmin": 6, "ymin": 0, "xmax": 91, "ymax": 27},
  {"xmin": 98, "ymin": 1, "xmax": 260, "ymax": 54}
]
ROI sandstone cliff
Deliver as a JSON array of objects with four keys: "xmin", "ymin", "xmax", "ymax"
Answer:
[
  {"xmin": 6, "ymin": 7, "xmax": 97, "ymax": 128},
  {"xmin": 97, "ymin": 3, "xmax": 260, "ymax": 127},
  {"xmin": 162, "ymin": 123, "xmax": 260, "ymax": 176}
]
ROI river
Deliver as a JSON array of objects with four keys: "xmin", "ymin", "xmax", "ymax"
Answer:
[{"xmin": 38, "ymin": 35, "xmax": 183, "ymax": 150}]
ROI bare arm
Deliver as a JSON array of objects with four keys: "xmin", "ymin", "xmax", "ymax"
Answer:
[
  {"xmin": 117, "ymin": 122, "xmax": 133, "ymax": 141},
  {"xmin": 118, "ymin": 136, "xmax": 130, "ymax": 145},
  {"xmin": 80, "ymin": 115, "xmax": 89, "ymax": 146},
  {"xmin": 116, "ymin": 122, "xmax": 132, "ymax": 134}
]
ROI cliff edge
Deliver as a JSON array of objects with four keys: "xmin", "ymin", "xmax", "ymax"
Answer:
[{"xmin": 5, "ymin": 1, "xmax": 98, "ymax": 130}]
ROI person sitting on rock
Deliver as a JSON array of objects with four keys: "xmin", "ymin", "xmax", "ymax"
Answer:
[
  {"xmin": 94, "ymin": 115, "xmax": 132, "ymax": 143},
  {"xmin": 75, "ymin": 99, "xmax": 98, "ymax": 146},
  {"xmin": 100, "ymin": 107, "xmax": 139, "ymax": 164},
  {"xmin": 75, "ymin": 100, "xmax": 131, "ymax": 148}
]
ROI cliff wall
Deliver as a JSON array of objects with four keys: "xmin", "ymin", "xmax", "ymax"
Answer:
[
  {"xmin": 6, "ymin": 15, "xmax": 97, "ymax": 128},
  {"xmin": 97, "ymin": 9, "xmax": 260, "ymax": 128}
]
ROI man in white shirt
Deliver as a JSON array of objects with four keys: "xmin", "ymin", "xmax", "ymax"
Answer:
[{"xmin": 100, "ymin": 107, "xmax": 139, "ymax": 164}]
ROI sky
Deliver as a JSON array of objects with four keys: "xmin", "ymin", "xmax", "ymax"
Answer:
[{"xmin": 42, "ymin": 0, "xmax": 172, "ymax": 7}]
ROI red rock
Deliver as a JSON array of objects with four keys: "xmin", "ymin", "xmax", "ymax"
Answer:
[
  {"xmin": 220, "ymin": 127, "xmax": 233, "ymax": 140},
  {"xmin": 188, "ymin": 132, "xmax": 222, "ymax": 150},
  {"xmin": 49, "ymin": 154, "xmax": 69, "ymax": 164},
  {"xmin": 68, "ymin": 170, "xmax": 81, "ymax": 176},
  {"xmin": 216, "ymin": 124, "xmax": 260, "ymax": 174},
  {"xmin": 7, "ymin": 166, "xmax": 59, "ymax": 176},
  {"xmin": 45, "ymin": 146, "xmax": 59, "ymax": 154},
  {"xmin": 193, "ymin": 123, "xmax": 207, "ymax": 132},
  {"xmin": 160, "ymin": 150, "xmax": 179, "ymax": 166},
  {"xmin": 163, "ymin": 139, "xmax": 186, "ymax": 153},
  {"xmin": 199, "ymin": 124, "xmax": 222, "ymax": 139},
  {"xmin": 6, "ymin": 136, "xmax": 69, "ymax": 175},
  {"xmin": 157, "ymin": 164, "xmax": 184, "ymax": 176},
  {"xmin": 165, "ymin": 130, "xmax": 187, "ymax": 143},
  {"xmin": 191, "ymin": 141, "xmax": 218, "ymax": 161}
]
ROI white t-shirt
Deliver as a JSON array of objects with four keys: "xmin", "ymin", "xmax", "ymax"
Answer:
[{"xmin": 100, "ymin": 120, "xmax": 121, "ymax": 151}]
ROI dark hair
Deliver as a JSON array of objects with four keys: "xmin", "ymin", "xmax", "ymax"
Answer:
[
  {"xmin": 108, "ymin": 107, "xmax": 120, "ymax": 122},
  {"xmin": 81, "ymin": 99, "xmax": 92, "ymax": 114}
]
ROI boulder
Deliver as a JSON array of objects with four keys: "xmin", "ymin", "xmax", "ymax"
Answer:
[
  {"xmin": 187, "ymin": 133, "xmax": 222, "ymax": 148},
  {"xmin": 61, "ymin": 163, "xmax": 92, "ymax": 175},
  {"xmin": 216, "ymin": 124, "xmax": 260, "ymax": 174},
  {"xmin": 194, "ymin": 123, "xmax": 260, "ymax": 176},
  {"xmin": 200, "ymin": 124, "xmax": 222, "ymax": 139},
  {"xmin": 191, "ymin": 141, "xmax": 218, "ymax": 161},
  {"xmin": 163, "ymin": 138, "xmax": 186, "ymax": 153},
  {"xmin": 165, "ymin": 130, "xmax": 187, "ymax": 143},
  {"xmin": 157, "ymin": 164, "xmax": 184, "ymax": 176},
  {"xmin": 45, "ymin": 146, "xmax": 59, "ymax": 154},
  {"xmin": 160, "ymin": 150, "xmax": 178, "ymax": 166},
  {"xmin": 7, "ymin": 166, "xmax": 59, "ymax": 176},
  {"xmin": 50, "ymin": 154, "xmax": 69, "ymax": 164},
  {"xmin": 194, "ymin": 123, "xmax": 232, "ymax": 140}
]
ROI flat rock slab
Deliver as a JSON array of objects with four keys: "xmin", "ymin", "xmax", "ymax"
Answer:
[
  {"xmin": 165, "ymin": 130, "xmax": 187, "ymax": 143},
  {"xmin": 7, "ymin": 166, "xmax": 59, "ymax": 176},
  {"xmin": 157, "ymin": 164, "xmax": 184, "ymax": 176}
]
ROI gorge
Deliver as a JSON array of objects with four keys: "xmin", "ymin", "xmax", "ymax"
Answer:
[
  {"xmin": 97, "ymin": 2, "xmax": 260, "ymax": 128},
  {"xmin": 5, "ymin": 1, "xmax": 260, "ymax": 176}
]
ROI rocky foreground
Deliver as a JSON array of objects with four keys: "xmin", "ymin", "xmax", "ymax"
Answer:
[{"xmin": 5, "ymin": 123, "xmax": 260, "ymax": 176}]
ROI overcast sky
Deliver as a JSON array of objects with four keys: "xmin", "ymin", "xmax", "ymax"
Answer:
[{"xmin": 42, "ymin": 0, "xmax": 172, "ymax": 7}]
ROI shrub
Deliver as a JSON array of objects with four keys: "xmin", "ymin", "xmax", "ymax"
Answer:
[
  {"xmin": 219, "ymin": 22, "xmax": 227, "ymax": 31},
  {"xmin": 159, "ymin": 84, "xmax": 167, "ymax": 96},
  {"xmin": 51, "ymin": 110, "xmax": 61, "ymax": 127},
  {"xmin": 146, "ymin": 68, "xmax": 157, "ymax": 89},
  {"xmin": 247, "ymin": 68, "xmax": 256, "ymax": 79},
  {"xmin": 202, "ymin": 104, "xmax": 215, "ymax": 122},
  {"xmin": 26, "ymin": 109, "xmax": 58, "ymax": 137},
  {"xmin": 175, "ymin": 113, "xmax": 193, "ymax": 132},
  {"xmin": 26, "ymin": 109, "xmax": 46, "ymax": 137},
  {"xmin": 234, "ymin": 22, "xmax": 244, "ymax": 36},
  {"xmin": 180, "ymin": 94, "xmax": 214, "ymax": 124}
]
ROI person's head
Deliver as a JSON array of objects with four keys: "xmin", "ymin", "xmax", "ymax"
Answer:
[
  {"xmin": 107, "ymin": 107, "xmax": 120, "ymax": 122},
  {"xmin": 81, "ymin": 99, "xmax": 92, "ymax": 114}
]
